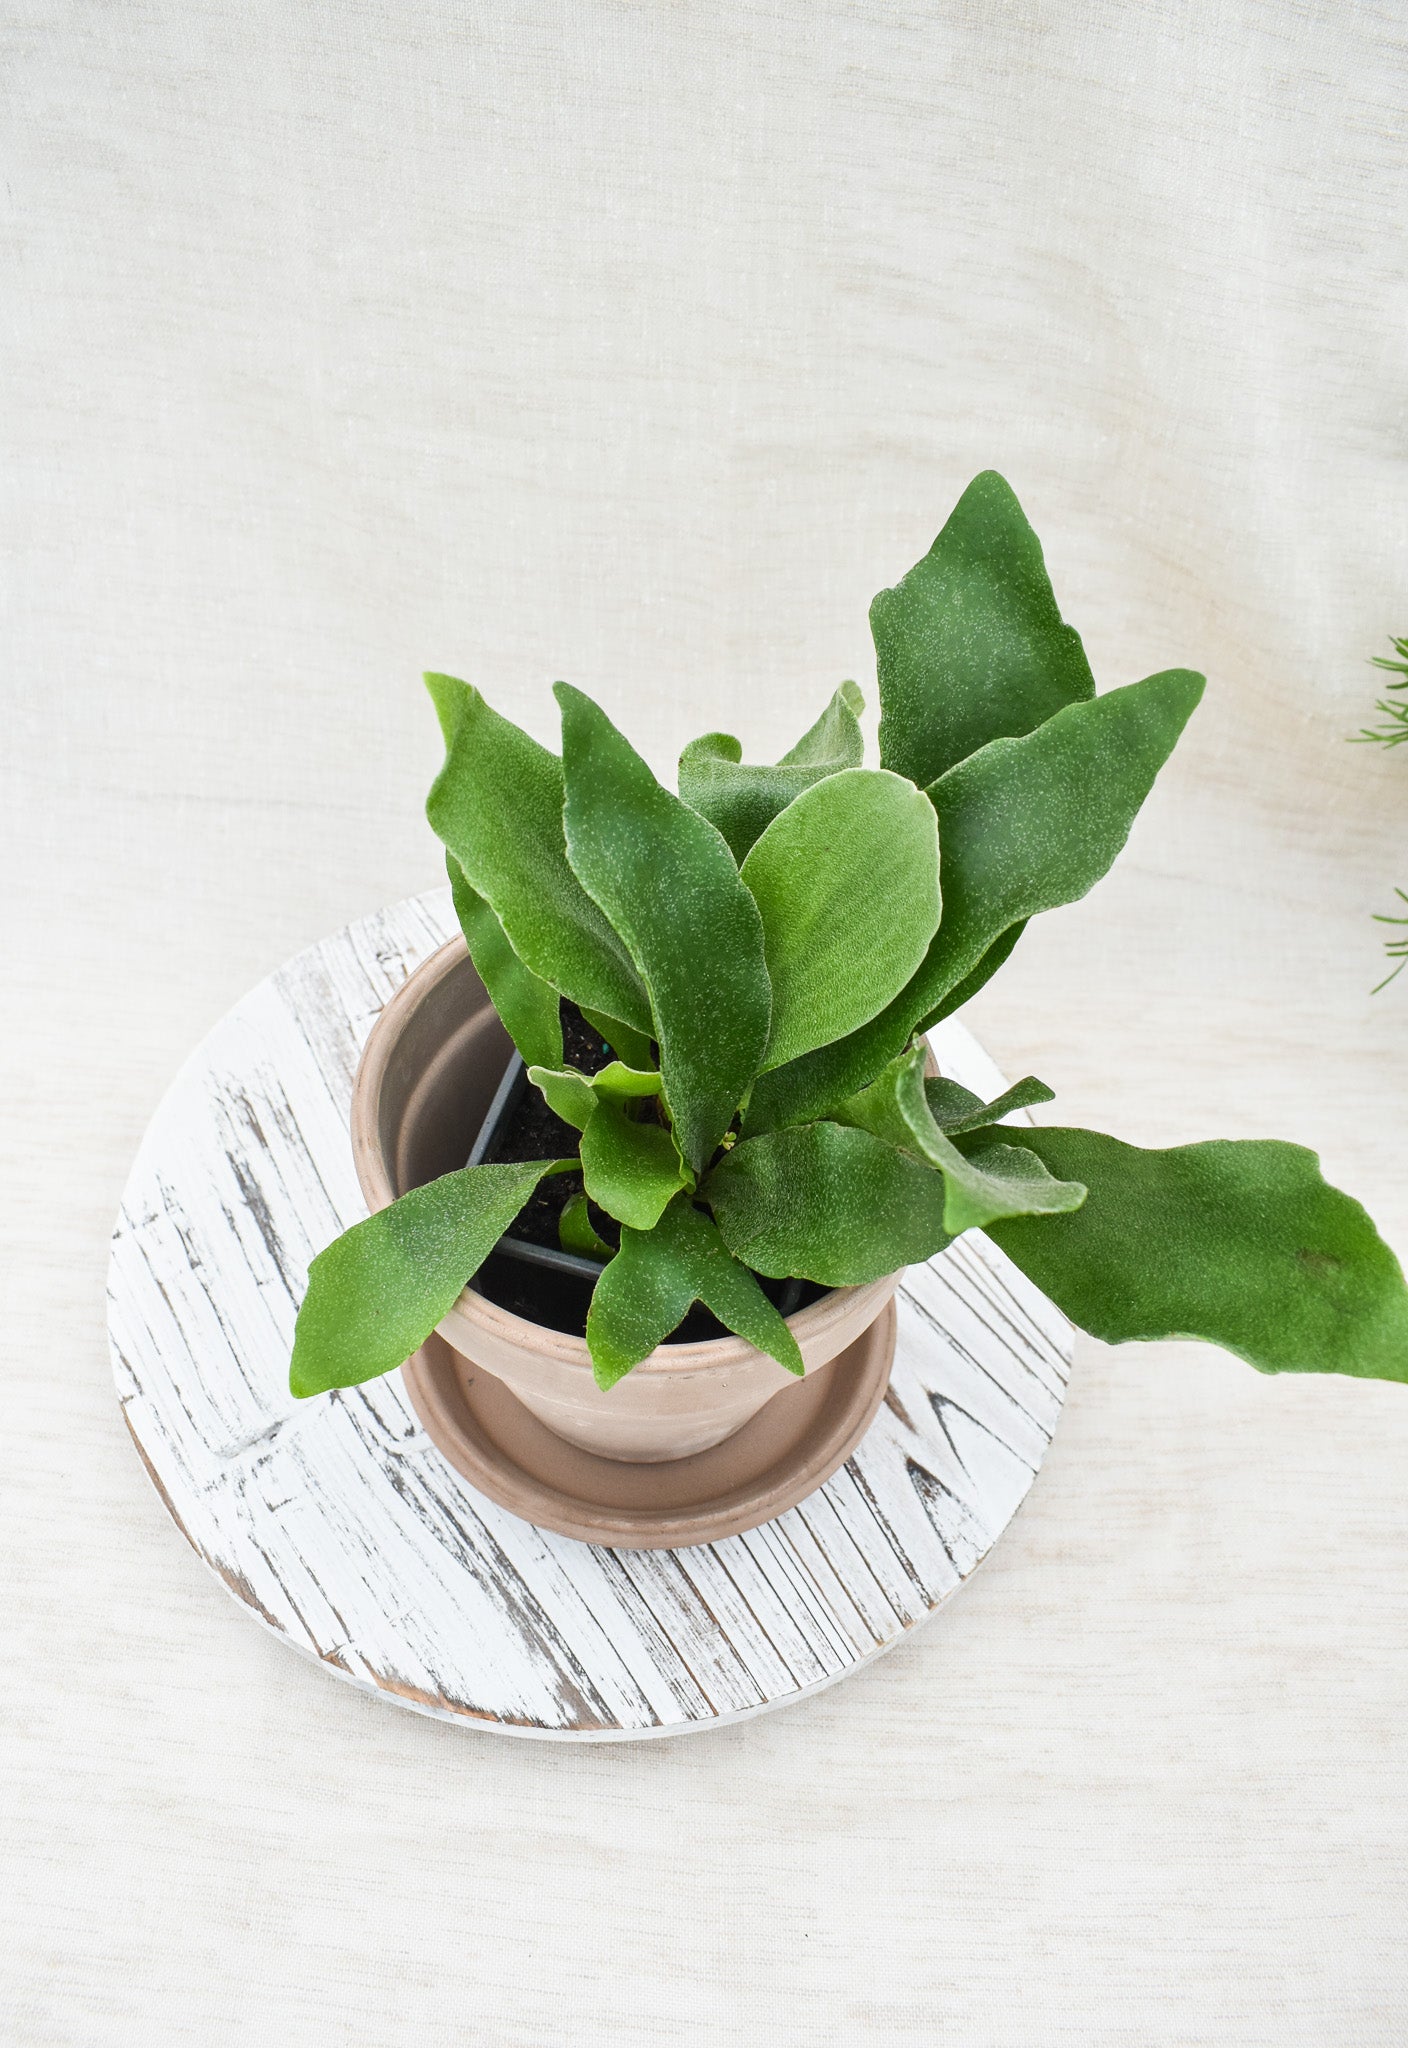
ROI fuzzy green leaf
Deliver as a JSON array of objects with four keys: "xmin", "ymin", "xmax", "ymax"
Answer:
[
  {"xmin": 591, "ymin": 1061, "xmax": 665, "ymax": 1105},
  {"xmin": 677, "ymin": 682, "xmax": 865, "ymax": 861},
  {"xmin": 874, "ymin": 470, "xmax": 1095, "ymax": 788},
  {"xmin": 424, "ymin": 675, "xmax": 651, "ymax": 1037},
  {"xmin": 289, "ymin": 1160, "xmax": 569, "ymax": 1397},
  {"xmin": 556, "ymin": 683, "xmax": 771, "ymax": 1173},
  {"xmin": 833, "ymin": 1043, "xmax": 1083, "ymax": 1232},
  {"xmin": 742, "ymin": 1003, "xmax": 919, "ymax": 1137},
  {"xmin": 741, "ymin": 922, "xmax": 1034, "ymax": 1140},
  {"xmin": 706, "ymin": 1121, "xmax": 952, "ymax": 1285},
  {"xmin": 942, "ymin": 1138, "xmax": 1087, "ymax": 1235},
  {"xmin": 528, "ymin": 1059, "xmax": 664, "ymax": 1136},
  {"xmin": 445, "ymin": 855, "xmax": 564, "ymax": 1072},
  {"xmin": 586, "ymin": 1194, "xmax": 803, "ymax": 1389},
  {"xmin": 527, "ymin": 1064, "xmax": 598, "ymax": 1132},
  {"xmin": 924, "ymin": 1073, "xmax": 1055, "ymax": 1134},
  {"xmin": 579, "ymin": 1099, "xmax": 692, "ymax": 1230},
  {"xmin": 740, "ymin": 768, "xmax": 941, "ymax": 1071},
  {"xmin": 986, "ymin": 1129, "xmax": 1408, "ymax": 1383},
  {"xmin": 907, "ymin": 668, "xmax": 1205, "ymax": 1021},
  {"xmin": 782, "ymin": 679, "xmax": 866, "ymax": 764},
  {"xmin": 830, "ymin": 1041, "xmax": 934, "ymax": 1156},
  {"xmin": 558, "ymin": 1191, "xmax": 611, "ymax": 1261}
]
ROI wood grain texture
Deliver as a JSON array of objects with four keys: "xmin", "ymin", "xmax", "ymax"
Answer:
[{"xmin": 109, "ymin": 891, "xmax": 1071, "ymax": 1739}]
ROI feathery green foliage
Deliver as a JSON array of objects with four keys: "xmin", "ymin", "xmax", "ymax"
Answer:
[
  {"xmin": 1352, "ymin": 634, "xmax": 1408, "ymax": 748},
  {"xmin": 1351, "ymin": 635, "xmax": 1408, "ymax": 990}
]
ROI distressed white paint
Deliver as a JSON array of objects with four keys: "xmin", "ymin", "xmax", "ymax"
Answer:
[{"xmin": 108, "ymin": 892, "xmax": 1072, "ymax": 1740}]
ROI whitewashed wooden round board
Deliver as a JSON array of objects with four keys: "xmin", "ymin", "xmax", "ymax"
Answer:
[{"xmin": 108, "ymin": 889, "xmax": 1073, "ymax": 1741}]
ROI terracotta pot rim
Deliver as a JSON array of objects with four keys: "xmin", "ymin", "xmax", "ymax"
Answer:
[{"xmin": 351, "ymin": 935, "xmax": 899, "ymax": 1381}]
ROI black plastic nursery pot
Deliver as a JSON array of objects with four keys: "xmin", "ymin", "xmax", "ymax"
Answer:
[{"xmin": 464, "ymin": 1030, "xmax": 818, "ymax": 1339}]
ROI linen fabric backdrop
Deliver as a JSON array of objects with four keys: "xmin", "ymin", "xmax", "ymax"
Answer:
[{"xmin": 4, "ymin": 4, "xmax": 1407, "ymax": 2043}]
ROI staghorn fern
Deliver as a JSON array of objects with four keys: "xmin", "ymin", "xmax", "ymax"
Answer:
[{"xmin": 288, "ymin": 474, "xmax": 1408, "ymax": 1397}]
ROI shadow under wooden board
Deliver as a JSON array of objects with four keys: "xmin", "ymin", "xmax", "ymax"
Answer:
[{"xmin": 108, "ymin": 890, "xmax": 1073, "ymax": 1741}]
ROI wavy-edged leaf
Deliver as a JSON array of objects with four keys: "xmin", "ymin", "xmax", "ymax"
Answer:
[
  {"xmin": 528, "ymin": 1059, "xmax": 681, "ymax": 1225},
  {"xmin": 833, "ymin": 1043, "xmax": 1083, "ymax": 1232},
  {"xmin": 986, "ymin": 1129, "xmax": 1408, "ymax": 1382},
  {"xmin": 924, "ymin": 1072, "xmax": 1054, "ymax": 1134},
  {"xmin": 527, "ymin": 1059, "xmax": 663, "ymax": 1135},
  {"xmin": 942, "ymin": 1138, "xmax": 1086, "ymax": 1234},
  {"xmin": 527, "ymin": 1064, "xmax": 597, "ymax": 1132},
  {"xmin": 289, "ymin": 1160, "xmax": 571, "ymax": 1397},
  {"xmin": 740, "ymin": 768, "xmax": 940, "ymax": 1071},
  {"xmin": 556, "ymin": 683, "xmax": 771, "ymax": 1173},
  {"xmin": 579, "ymin": 1099, "xmax": 691, "ymax": 1230},
  {"xmin": 586, "ymin": 1193, "xmax": 803, "ymax": 1389},
  {"xmin": 782, "ymin": 678, "xmax": 866, "ymax": 764},
  {"xmin": 424, "ymin": 675, "xmax": 651, "ymax": 1036},
  {"xmin": 445, "ymin": 854, "xmax": 563, "ymax": 1071},
  {"xmin": 874, "ymin": 470, "xmax": 1095, "ymax": 788},
  {"xmin": 906, "ymin": 668, "xmax": 1205, "ymax": 1021},
  {"xmin": 705, "ymin": 1121, "xmax": 951, "ymax": 1285},
  {"xmin": 677, "ymin": 682, "xmax": 865, "ymax": 861},
  {"xmin": 829, "ymin": 1040, "xmax": 930, "ymax": 1155}
]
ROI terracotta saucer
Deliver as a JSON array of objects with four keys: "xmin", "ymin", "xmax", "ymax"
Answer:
[{"xmin": 400, "ymin": 1298, "xmax": 897, "ymax": 1550}]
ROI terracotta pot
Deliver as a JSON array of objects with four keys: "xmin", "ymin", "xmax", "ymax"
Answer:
[{"xmin": 351, "ymin": 937, "xmax": 900, "ymax": 1463}]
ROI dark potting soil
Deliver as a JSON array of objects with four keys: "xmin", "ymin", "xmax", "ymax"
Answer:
[
  {"xmin": 480, "ymin": 1007, "xmax": 619, "ymax": 1257},
  {"xmin": 469, "ymin": 1002, "xmax": 830, "ymax": 1342},
  {"xmin": 473, "ymin": 1246, "xmax": 829, "ymax": 1345}
]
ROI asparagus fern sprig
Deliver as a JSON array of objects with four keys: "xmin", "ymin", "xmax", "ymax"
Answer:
[
  {"xmin": 1352, "ymin": 634, "xmax": 1408, "ymax": 746},
  {"xmin": 1372, "ymin": 885, "xmax": 1408, "ymax": 993},
  {"xmin": 1350, "ymin": 634, "xmax": 1408, "ymax": 989}
]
